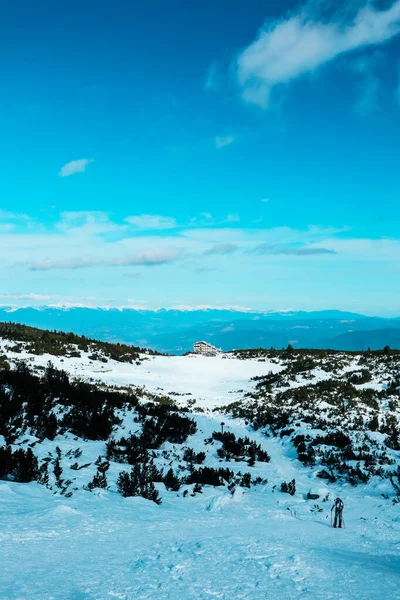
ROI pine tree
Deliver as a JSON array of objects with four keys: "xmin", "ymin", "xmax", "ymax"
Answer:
[
  {"xmin": 54, "ymin": 457, "xmax": 63, "ymax": 486},
  {"xmin": 281, "ymin": 479, "xmax": 296, "ymax": 496},
  {"xmin": 164, "ymin": 468, "xmax": 181, "ymax": 491},
  {"xmin": 87, "ymin": 469, "xmax": 108, "ymax": 490}
]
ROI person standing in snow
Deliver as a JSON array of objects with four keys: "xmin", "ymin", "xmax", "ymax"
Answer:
[{"xmin": 331, "ymin": 497, "xmax": 344, "ymax": 528}]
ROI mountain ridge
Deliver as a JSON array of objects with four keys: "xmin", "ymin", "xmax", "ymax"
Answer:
[{"xmin": 0, "ymin": 306, "xmax": 399, "ymax": 353}]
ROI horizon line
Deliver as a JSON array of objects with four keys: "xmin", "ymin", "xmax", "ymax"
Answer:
[{"xmin": 0, "ymin": 303, "xmax": 392, "ymax": 318}]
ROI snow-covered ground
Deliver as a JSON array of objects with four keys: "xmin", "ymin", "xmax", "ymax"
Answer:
[
  {"xmin": 1, "ymin": 419, "xmax": 400, "ymax": 600},
  {"xmin": 0, "ymin": 341, "xmax": 285, "ymax": 408},
  {"xmin": 1, "ymin": 341, "xmax": 400, "ymax": 599}
]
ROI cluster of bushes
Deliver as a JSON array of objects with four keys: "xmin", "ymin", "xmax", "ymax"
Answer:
[
  {"xmin": 0, "ymin": 322, "xmax": 159, "ymax": 363},
  {"xmin": 187, "ymin": 465, "xmax": 266, "ymax": 490},
  {"xmin": 115, "ymin": 461, "xmax": 267, "ymax": 504},
  {"xmin": 139, "ymin": 412, "xmax": 197, "ymax": 447},
  {"xmin": 286, "ymin": 357, "xmax": 317, "ymax": 375},
  {"xmin": 221, "ymin": 350, "xmax": 400, "ymax": 486},
  {"xmin": 0, "ymin": 361, "xmax": 138, "ymax": 442},
  {"xmin": 281, "ymin": 479, "xmax": 296, "ymax": 495},
  {"xmin": 183, "ymin": 447, "xmax": 206, "ymax": 464},
  {"xmin": 117, "ymin": 461, "xmax": 162, "ymax": 504},
  {"xmin": 212, "ymin": 431, "xmax": 270, "ymax": 464},
  {"xmin": 232, "ymin": 346, "xmax": 400, "ymax": 361},
  {"xmin": 187, "ymin": 466, "xmax": 233, "ymax": 487},
  {"xmin": 107, "ymin": 411, "xmax": 197, "ymax": 465},
  {"xmin": 0, "ymin": 446, "xmax": 39, "ymax": 482},
  {"xmin": 346, "ymin": 369, "xmax": 373, "ymax": 385}
]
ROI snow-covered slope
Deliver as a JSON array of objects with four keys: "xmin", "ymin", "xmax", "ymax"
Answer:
[
  {"xmin": 2, "ymin": 443, "xmax": 400, "ymax": 600},
  {"xmin": 1, "ymin": 332, "xmax": 400, "ymax": 600}
]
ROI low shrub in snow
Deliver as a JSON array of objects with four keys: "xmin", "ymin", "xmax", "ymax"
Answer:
[{"xmin": 117, "ymin": 462, "xmax": 162, "ymax": 504}]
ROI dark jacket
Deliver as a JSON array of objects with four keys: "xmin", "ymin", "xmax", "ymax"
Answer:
[{"xmin": 331, "ymin": 498, "xmax": 344, "ymax": 513}]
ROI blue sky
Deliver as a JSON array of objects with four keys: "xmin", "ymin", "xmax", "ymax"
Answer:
[{"xmin": 1, "ymin": 0, "xmax": 400, "ymax": 315}]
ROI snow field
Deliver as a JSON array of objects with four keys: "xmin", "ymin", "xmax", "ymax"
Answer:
[
  {"xmin": 1, "ymin": 342, "xmax": 400, "ymax": 599},
  {"xmin": 1, "ymin": 406, "xmax": 400, "ymax": 600}
]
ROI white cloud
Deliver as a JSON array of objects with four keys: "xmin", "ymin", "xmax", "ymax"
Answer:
[
  {"xmin": 0, "ymin": 293, "xmax": 57, "ymax": 301},
  {"xmin": 0, "ymin": 209, "xmax": 34, "ymax": 231},
  {"xmin": 188, "ymin": 212, "xmax": 214, "ymax": 227},
  {"xmin": 250, "ymin": 243, "xmax": 337, "ymax": 256},
  {"xmin": 0, "ymin": 209, "xmax": 31, "ymax": 221},
  {"xmin": 225, "ymin": 213, "xmax": 240, "ymax": 223},
  {"xmin": 261, "ymin": 198, "xmax": 270, "ymax": 203},
  {"xmin": 112, "ymin": 249, "xmax": 180, "ymax": 266},
  {"xmin": 215, "ymin": 135, "xmax": 235, "ymax": 148},
  {"xmin": 30, "ymin": 258, "xmax": 101, "ymax": 271},
  {"xmin": 29, "ymin": 249, "xmax": 180, "ymax": 271},
  {"xmin": 58, "ymin": 211, "xmax": 124, "ymax": 236},
  {"xmin": 126, "ymin": 214, "xmax": 177, "ymax": 230},
  {"xmin": 59, "ymin": 159, "xmax": 94, "ymax": 177},
  {"xmin": 204, "ymin": 243, "xmax": 238, "ymax": 255},
  {"xmin": 236, "ymin": 1, "xmax": 400, "ymax": 107},
  {"xmin": 0, "ymin": 293, "xmax": 100, "ymax": 308}
]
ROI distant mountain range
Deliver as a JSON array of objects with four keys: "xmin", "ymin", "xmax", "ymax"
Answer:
[{"xmin": 0, "ymin": 306, "xmax": 399, "ymax": 353}]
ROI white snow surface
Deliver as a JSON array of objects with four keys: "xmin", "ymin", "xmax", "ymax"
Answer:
[
  {"xmin": 0, "ymin": 341, "xmax": 285, "ymax": 408},
  {"xmin": 1, "ymin": 344, "xmax": 400, "ymax": 599},
  {"xmin": 2, "ymin": 426, "xmax": 400, "ymax": 600}
]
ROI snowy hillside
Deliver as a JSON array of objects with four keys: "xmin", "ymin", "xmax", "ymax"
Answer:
[{"xmin": 1, "ymin": 324, "xmax": 400, "ymax": 599}]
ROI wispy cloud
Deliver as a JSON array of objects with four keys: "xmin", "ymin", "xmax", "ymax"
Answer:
[
  {"xmin": 194, "ymin": 267, "xmax": 218, "ymax": 273},
  {"xmin": 351, "ymin": 53, "xmax": 382, "ymax": 116},
  {"xmin": 188, "ymin": 212, "xmax": 214, "ymax": 227},
  {"xmin": 0, "ymin": 293, "xmax": 99, "ymax": 308},
  {"xmin": 205, "ymin": 62, "xmax": 220, "ymax": 91},
  {"xmin": 30, "ymin": 258, "xmax": 101, "ymax": 271},
  {"xmin": 0, "ymin": 293, "xmax": 57, "ymax": 301},
  {"xmin": 236, "ymin": 1, "xmax": 400, "ymax": 108},
  {"xmin": 251, "ymin": 243, "xmax": 336, "ymax": 256},
  {"xmin": 112, "ymin": 249, "xmax": 180, "ymax": 266},
  {"xmin": 57, "ymin": 211, "xmax": 124, "ymax": 236},
  {"xmin": 204, "ymin": 243, "xmax": 238, "ymax": 255},
  {"xmin": 0, "ymin": 209, "xmax": 31, "ymax": 222},
  {"xmin": 354, "ymin": 73, "xmax": 380, "ymax": 116},
  {"xmin": 0, "ymin": 209, "xmax": 34, "ymax": 232},
  {"xmin": 59, "ymin": 159, "xmax": 94, "ymax": 177},
  {"xmin": 126, "ymin": 214, "xmax": 177, "ymax": 230},
  {"xmin": 277, "ymin": 247, "xmax": 336, "ymax": 256},
  {"xmin": 261, "ymin": 198, "xmax": 270, "ymax": 203},
  {"xmin": 29, "ymin": 248, "xmax": 180, "ymax": 271},
  {"xmin": 215, "ymin": 135, "xmax": 235, "ymax": 148}
]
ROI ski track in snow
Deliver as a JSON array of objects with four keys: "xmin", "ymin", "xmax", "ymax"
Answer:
[{"xmin": 0, "ymin": 345, "xmax": 400, "ymax": 599}]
